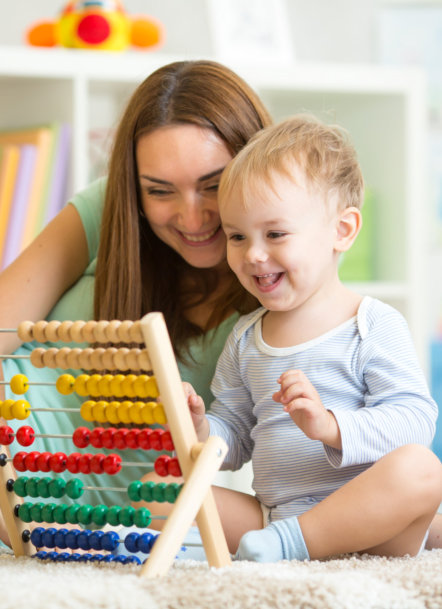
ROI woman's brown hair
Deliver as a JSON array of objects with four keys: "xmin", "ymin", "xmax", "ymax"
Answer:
[{"xmin": 94, "ymin": 60, "xmax": 272, "ymax": 358}]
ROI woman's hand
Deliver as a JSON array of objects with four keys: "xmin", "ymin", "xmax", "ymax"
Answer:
[
  {"xmin": 182, "ymin": 382, "xmax": 210, "ymax": 442},
  {"xmin": 273, "ymin": 369, "xmax": 342, "ymax": 450}
]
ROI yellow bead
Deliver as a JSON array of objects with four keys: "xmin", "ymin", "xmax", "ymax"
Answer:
[
  {"xmin": 11, "ymin": 400, "xmax": 30, "ymax": 420},
  {"xmin": 117, "ymin": 401, "xmax": 133, "ymax": 424},
  {"xmin": 97, "ymin": 374, "xmax": 114, "ymax": 397},
  {"xmin": 92, "ymin": 400, "xmax": 108, "ymax": 423},
  {"xmin": 109, "ymin": 374, "xmax": 126, "ymax": 398},
  {"xmin": 153, "ymin": 403, "xmax": 167, "ymax": 425},
  {"xmin": 80, "ymin": 400, "xmax": 95, "ymax": 422},
  {"xmin": 55, "ymin": 374, "xmax": 75, "ymax": 395},
  {"xmin": 129, "ymin": 401, "xmax": 144, "ymax": 425},
  {"xmin": 133, "ymin": 374, "xmax": 149, "ymax": 398},
  {"xmin": 9, "ymin": 374, "xmax": 29, "ymax": 395},
  {"xmin": 145, "ymin": 376, "xmax": 159, "ymax": 398},
  {"xmin": 86, "ymin": 374, "xmax": 102, "ymax": 397},
  {"xmin": 74, "ymin": 374, "xmax": 90, "ymax": 397},
  {"xmin": 140, "ymin": 402, "xmax": 155, "ymax": 425},
  {"xmin": 121, "ymin": 374, "xmax": 137, "ymax": 398},
  {"xmin": 105, "ymin": 401, "xmax": 120, "ymax": 425},
  {"xmin": 1, "ymin": 399, "xmax": 15, "ymax": 420}
]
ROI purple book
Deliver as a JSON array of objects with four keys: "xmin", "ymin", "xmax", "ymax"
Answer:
[
  {"xmin": 1, "ymin": 144, "xmax": 37, "ymax": 270},
  {"xmin": 44, "ymin": 123, "xmax": 71, "ymax": 225}
]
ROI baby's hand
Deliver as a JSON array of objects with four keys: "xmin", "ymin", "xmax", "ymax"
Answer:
[
  {"xmin": 182, "ymin": 382, "xmax": 210, "ymax": 441},
  {"xmin": 273, "ymin": 370, "xmax": 341, "ymax": 449}
]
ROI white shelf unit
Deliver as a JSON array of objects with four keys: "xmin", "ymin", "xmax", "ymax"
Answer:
[{"xmin": 0, "ymin": 46, "xmax": 429, "ymax": 370}]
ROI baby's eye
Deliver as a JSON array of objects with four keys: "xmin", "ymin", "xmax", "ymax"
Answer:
[
  {"xmin": 227, "ymin": 233, "xmax": 245, "ymax": 242},
  {"xmin": 267, "ymin": 231, "xmax": 286, "ymax": 239}
]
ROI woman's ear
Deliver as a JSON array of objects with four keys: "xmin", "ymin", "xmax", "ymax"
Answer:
[{"xmin": 334, "ymin": 206, "xmax": 362, "ymax": 253}]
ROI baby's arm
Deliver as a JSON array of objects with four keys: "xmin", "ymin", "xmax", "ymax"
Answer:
[
  {"xmin": 273, "ymin": 369, "xmax": 342, "ymax": 450},
  {"xmin": 183, "ymin": 382, "xmax": 210, "ymax": 442}
]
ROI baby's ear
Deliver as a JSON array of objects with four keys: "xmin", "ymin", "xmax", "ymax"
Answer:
[{"xmin": 334, "ymin": 206, "xmax": 362, "ymax": 252}]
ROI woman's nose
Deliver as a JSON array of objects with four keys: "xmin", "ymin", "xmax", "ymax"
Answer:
[{"xmin": 177, "ymin": 195, "xmax": 209, "ymax": 231}]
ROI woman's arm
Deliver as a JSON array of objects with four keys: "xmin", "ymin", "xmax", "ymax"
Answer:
[{"xmin": 0, "ymin": 203, "xmax": 89, "ymax": 354}]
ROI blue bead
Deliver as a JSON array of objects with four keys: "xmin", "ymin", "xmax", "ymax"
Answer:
[
  {"xmin": 124, "ymin": 532, "xmax": 139, "ymax": 553},
  {"xmin": 54, "ymin": 528, "xmax": 69, "ymax": 549},
  {"xmin": 89, "ymin": 554, "xmax": 104, "ymax": 562},
  {"xmin": 67, "ymin": 553, "xmax": 82, "ymax": 562},
  {"xmin": 55, "ymin": 552, "xmax": 70, "ymax": 562},
  {"xmin": 35, "ymin": 551, "xmax": 47, "ymax": 560},
  {"xmin": 78, "ymin": 553, "xmax": 92, "ymax": 562},
  {"xmin": 46, "ymin": 551, "xmax": 59, "ymax": 561},
  {"xmin": 112, "ymin": 555, "xmax": 128, "ymax": 564},
  {"xmin": 77, "ymin": 529, "xmax": 92, "ymax": 551},
  {"xmin": 30, "ymin": 527, "xmax": 45, "ymax": 548},
  {"xmin": 42, "ymin": 527, "xmax": 57, "ymax": 549},
  {"xmin": 138, "ymin": 532, "xmax": 155, "ymax": 554},
  {"xmin": 65, "ymin": 529, "xmax": 81, "ymax": 549},
  {"xmin": 89, "ymin": 530, "xmax": 104, "ymax": 551},
  {"xmin": 101, "ymin": 553, "xmax": 115, "ymax": 562},
  {"xmin": 125, "ymin": 555, "xmax": 141, "ymax": 565},
  {"xmin": 102, "ymin": 531, "xmax": 119, "ymax": 551}
]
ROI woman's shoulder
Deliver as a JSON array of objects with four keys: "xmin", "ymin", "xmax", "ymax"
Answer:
[{"xmin": 69, "ymin": 177, "xmax": 107, "ymax": 262}]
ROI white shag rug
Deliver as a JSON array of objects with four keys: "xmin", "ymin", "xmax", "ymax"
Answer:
[{"xmin": 1, "ymin": 548, "xmax": 441, "ymax": 609}]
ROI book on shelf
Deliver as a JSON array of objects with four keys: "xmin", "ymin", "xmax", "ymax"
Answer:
[{"xmin": 0, "ymin": 145, "xmax": 21, "ymax": 263}]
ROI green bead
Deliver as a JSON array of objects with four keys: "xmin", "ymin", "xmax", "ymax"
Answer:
[
  {"xmin": 41, "ymin": 502, "xmax": 56, "ymax": 523},
  {"xmin": 164, "ymin": 483, "xmax": 181, "ymax": 504},
  {"xmin": 37, "ymin": 477, "xmax": 52, "ymax": 499},
  {"xmin": 17, "ymin": 502, "xmax": 33, "ymax": 522},
  {"xmin": 77, "ymin": 504, "xmax": 93, "ymax": 525},
  {"xmin": 53, "ymin": 504, "xmax": 68, "ymax": 524},
  {"xmin": 106, "ymin": 505, "xmax": 121, "ymax": 526},
  {"xmin": 13, "ymin": 476, "xmax": 29, "ymax": 498},
  {"xmin": 65, "ymin": 504, "xmax": 80, "ymax": 524},
  {"xmin": 48, "ymin": 478, "xmax": 66, "ymax": 499},
  {"xmin": 140, "ymin": 481, "xmax": 155, "ymax": 502},
  {"xmin": 29, "ymin": 502, "xmax": 45, "ymax": 523},
  {"xmin": 119, "ymin": 505, "xmax": 135, "ymax": 526},
  {"xmin": 133, "ymin": 507, "xmax": 151, "ymax": 528},
  {"xmin": 91, "ymin": 504, "xmax": 108, "ymax": 526},
  {"xmin": 26, "ymin": 477, "xmax": 40, "ymax": 498},
  {"xmin": 127, "ymin": 480, "xmax": 142, "ymax": 502},
  {"xmin": 152, "ymin": 482, "xmax": 167, "ymax": 503},
  {"xmin": 65, "ymin": 478, "xmax": 84, "ymax": 500}
]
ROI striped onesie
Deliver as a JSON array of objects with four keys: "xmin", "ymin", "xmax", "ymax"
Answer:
[{"xmin": 207, "ymin": 296, "xmax": 437, "ymax": 522}]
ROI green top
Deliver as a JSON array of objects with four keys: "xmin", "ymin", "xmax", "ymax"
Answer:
[{"xmin": 3, "ymin": 178, "xmax": 238, "ymax": 507}]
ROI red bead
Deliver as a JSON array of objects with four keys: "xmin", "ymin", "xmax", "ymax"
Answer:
[
  {"xmin": 72, "ymin": 427, "xmax": 90, "ymax": 449},
  {"xmin": 125, "ymin": 429, "xmax": 140, "ymax": 449},
  {"xmin": 50, "ymin": 452, "xmax": 67, "ymax": 473},
  {"xmin": 137, "ymin": 428, "xmax": 152, "ymax": 450},
  {"xmin": 102, "ymin": 454, "xmax": 121, "ymax": 475},
  {"xmin": 12, "ymin": 451, "xmax": 27, "ymax": 472},
  {"xmin": 66, "ymin": 452, "xmax": 81, "ymax": 473},
  {"xmin": 113, "ymin": 429, "xmax": 128, "ymax": 450},
  {"xmin": 15, "ymin": 426, "xmax": 35, "ymax": 447},
  {"xmin": 168, "ymin": 457, "xmax": 182, "ymax": 477},
  {"xmin": 150, "ymin": 430, "xmax": 163, "ymax": 451},
  {"xmin": 101, "ymin": 428, "xmax": 116, "ymax": 449},
  {"xmin": 24, "ymin": 451, "xmax": 40, "ymax": 472},
  {"xmin": 78, "ymin": 453, "xmax": 93, "ymax": 474},
  {"xmin": 161, "ymin": 430, "xmax": 174, "ymax": 452},
  {"xmin": 0, "ymin": 425, "xmax": 14, "ymax": 445},
  {"xmin": 90, "ymin": 453, "xmax": 105, "ymax": 474},
  {"xmin": 89, "ymin": 428, "xmax": 104, "ymax": 449},
  {"xmin": 37, "ymin": 452, "xmax": 52, "ymax": 472},
  {"xmin": 154, "ymin": 454, "xmax": 170, "ymax": 477}
]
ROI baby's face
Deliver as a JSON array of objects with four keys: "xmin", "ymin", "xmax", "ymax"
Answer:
[{"xmin": 220, "ymin": 166, "xmax": 341, "ymax": 314}]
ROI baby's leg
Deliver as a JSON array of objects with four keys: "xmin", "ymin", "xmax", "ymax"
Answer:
[{"xmin": 426, "ymin": 511, "xmax": 442, "ymax": 549}]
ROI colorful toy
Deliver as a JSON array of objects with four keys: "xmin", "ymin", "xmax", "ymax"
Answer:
[{"xmin": 26, "ymin": 1, "xmax": 164, "ymax": 52}]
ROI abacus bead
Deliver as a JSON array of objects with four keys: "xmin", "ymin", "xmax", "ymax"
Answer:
[
  {"xmin": 97, "ymin": 374, "xmax": 113, "ymax": 397},
  {"xmin": 12, "ymin": 400, "xmax": 31, "ymax": 420},
  {"xmin": 16, "ymin": 425, "xmax": 35, "ymax": 446},
  {"xmin": 78, "ymin": 347, "xmax": 94, "ymax": 369},
  {"xmin": 66, "ymin": 452, "xmax": 81, "ymax": 473},
  {"xmin": 80, "ymin": 401, "xmax": 95, "ymax": 422},
  {"xmin": 57, "ymin": 321, "xmax": 73, "ymax": 342},
  {"xmin": 26, "ymin": 477, "xmax": 40, "ymax": 498},
  {"xmin": 56, "ymin": 552, "xmax": 71, "ymax": 562},
  {"xmin": 35, "ymin": 551, "xmax": 48, "ymax": 560},
  {"xmin": 162, "ymin": 430, "xmax": 174, "ymax": 452},
  {"xmin": 101, "ymin": 530, "xmax": 119, "ymax": 551},
  {"xmin": 77, "ymin": 505, "xmax": 93, "ymax": 526},
  {"xmin": 30, "ymin": 347, "xmax": 45, "ymax": 368},
  {"xmin": 101, "ymin": 348, "xmax": 118, "ymax": 370},
  {"xmin": 78, "ymin": 453, "xmax": 93, "ymax": 474},
  {"xmin": 90, "ymin": 454, "xmax": 105, "ymax": 474},
  {"xmin": 37, "ymin": 477, "xmax": 52, "ymax": 498},
  {"xmin": 128, "ymin": 402, "xmax": 144, "ymax": 425},
  {"xmin": 152, "ymin": 482, "xmax": 167, "ymax": 503},
  {"xmin": 89, "ymin": 530, "xmax": 104, "ymax": 551},
  {"xmin": 127, "ymin": 349, "xmax": 141, "ymax": 371},
  {"xmin": 140, "ymin": 402, "xmax": 155, "ymax": 425},
  {"xmin": 94, "ymin": 320, "xmax": 109, "ymax": 342},
  {"xmin": 42, "ymin": 527, "xmax": 57, "ymax": 548},
  {"xmin": 117, "ymin": 320, "xmax": 133, "ymax": 343},
  {"xmin": 17, "ymin": 321, "xmax": 34, "ymax": 342},
  {"xmin": 137, "ymin": 428, "xmax": 152, "ymax": 450},
  {"xmin": 54, "ymin": 528, "xmax": 69, "ymax": 549},
  {"xmin": 32, "ymin": 321, "xmax": 48, "ymax": 343},
  {"xmin": 105, "ymin": 505, "xmax": 121, "ymax": 526},
  {"xmin": 53, "ymin": 504, "xmax": 68, "ymax": 525},
  {"xmin": 164, "ymin": 483, "xmax": 181, "ymax": 503},
  {"xmin": 41, "ymin": 503, "xmax": 56, "ymax": 523},
  {"xmin": 13, "ymin": 476, "xmax": 29, "ymax": 497},
  {"xmin": 138, "ymin": 532, "xmax": 155, "ymax": 554},
  {"xmin": 25, "ymin": 451, "xmax": 41, "ymax": 472},
  {"xmin": 65, "ymin": 529, "xmax": 81, "ymax": 549},
  {"xmin": 153, "ymin": 404, "xmax": 167, "ymax": 425},
  {"xmin": 30, "ymin": 527, "xmax": 45, "ymax": 548},
  {"xmin": 69, "ymin": 320, "xmax": 86, "ymax": 342},
  {"xmin": 30, "ymin": 501, "xmax": 45, "ymax": 522},
  {"xmin": 105, "ymin": 402, "xmax": 120, "ymax": 425},
  {"xmin": 91, "ymin": 504, "xmax": 108, "ymax": 526},
  {"xmin": 90, "ymin": 348, "xmax": 106, "ymax": 369},
  {"xmin": 92, "ymin": 400, "xmax": 108, "ymax": 423},
  {"xmin": 72, "ymin": 426, "xmax": 90, "ymax": 448},
  {"xmin": 168, "ymin": 457, "xmax": 182, "ymax": 477},
  {"xmin": 145, "ymin": 376, "xmax": 159, "ymax": 398},
  {"xmin": 65, "ymin": 504, "xmax": 80, "ymax": 524},
  {"xmin": 13, "ymin": 452, "xmax": 28, "ymax": 472},
  {"xmin": 124, "ymin": 532, "xmax": 140, "ymax": 553},
  {"xmin": 0, "ymin": 425, "xmax": 14, "ymax": 445},
  {"xmin": 106, "ymin": 320, "xmax": 121, "ymax": 342},
  {"xmin": 133, "ymin": 507, "xmax": 151, "ymax": 528},
  {"xmin": 1, "ymin": 399, "xmax": 15, "ymax": 420},
  {"xmin": 121, "ymin": 374, "xmax": 137, "ymax": 398},
  {"xmin": 103, "ymin": 454, "xmax": 122, "ymax": 475},
  {"xmin": 74, "ymin": 374, "xmax": 90, "ymax": 397},
  {"xmin": 119, "ymin": 505, "xmax": 135, "ymax": 526},
  {"xmin": 82, "ymin": 320, "xmax": 97, "ymax": 342},
  {"xmin": 125, "ymin": 429, "xmax": 140, "ymax": 449},
  {"xmin": 45, "ymin": 320, "xmax": 61, "ymax": 342},
  {"xmin": 117, "ymin": 401, "xmax": 133, "ymax": 424},
  {"xmin": 86, "ymin": 374, "xmax": 102, "ymax": 397},
  {"xmin": 65, "ymin": 478, "xmax": 84, "ymax": 499},
  {"xmin": 54, "ymin": 346, "xmax": 71, "ymax": 369},
  {"xmin": 101, "ymin": 427, "xmax": 117, "ymax": 449},
  {"xmin": 113, "ymin": 429, "xmax": 128, "ymax": 450},
  {"xmin": 114, "ymin": 347, "xmax": 130, "ymax": 371},
  {"xmin": 10, "ymin": 374, "xmax": 29, "ymax": 395},
  {"xmin": 18, "ymin": 502, "xmax": 33, "ymax": 522},
  {"xmin": 127, "ymin": 480, "xmax": 142, "ymax": 502},
  {"xmin": 48, "ymin": 478, "xmax": 66, "ymax": 498},
  {"xmin": 133, "ymin": 374, "xmax": 149, "ymax": 398},
  {"xmin": 90, "ymin": 427, "xmax": 104, "ymax": 448},
  {"xmin": 150, "ymin": 430, "xmax": 163, "ymax": 451},
  {"xmin": 140, "ymin": 481, "xmax": 155, "ymax": 502},
  {"xmin": 36, "ymin": 452, "xmax": 52, "ymax": 472},
  {"xmin": 55, "ymin": 374, "xmax": 75, "ymax": 395},
  {"xmin": 138, "ymin": 350, "xmax": 151, "ymax": 370},
  {"xmin": 49, "ymin": 452, "xmax": 67, "ymax": 473},
  {"xmin": 109, "ymin": 374, "xmax": 126, "ymax": 397},
  {"xmin": 77, "ymin": 529, "xmax": 92, "ymax": 550},
  {"xmin": 129, "ymin": 320, "xmax": 143, "ymax": 342}
]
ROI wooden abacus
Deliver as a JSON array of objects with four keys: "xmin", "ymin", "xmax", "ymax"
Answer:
[{"xmin": 0, "ymin": 313, "xmax": 231, "ymax": 577}]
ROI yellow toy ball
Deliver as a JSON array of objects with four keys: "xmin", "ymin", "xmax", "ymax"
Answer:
[
  {"xmin": 11, "ymin": 400, "xmax": 31, "ymax": 421},
  {"xmin": 10, "ymin": 374, "xmax": 29, "ymax": 395},
  {"xmin": 56, "ymin": 374, "xmax": 75, "ymax": 395}
]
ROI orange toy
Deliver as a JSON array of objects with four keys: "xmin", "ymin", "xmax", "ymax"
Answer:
[{"xmin": 26, "ymin": 0, "xmax": 164, "ymax": 52}]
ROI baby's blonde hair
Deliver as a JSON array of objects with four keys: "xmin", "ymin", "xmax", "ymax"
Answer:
[{"xmin": 219, "ymin": 114, "xmax": 364, "ymax": 211}]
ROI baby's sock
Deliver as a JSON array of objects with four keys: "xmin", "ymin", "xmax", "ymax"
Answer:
[{"xmin": 235, "ymin": 516, "xmax": 310, "ymax": 562}]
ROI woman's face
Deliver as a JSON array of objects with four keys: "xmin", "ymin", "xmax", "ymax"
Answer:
[{"xmin": 136, "ymin": 124, "xmax": 233, "ymax": 269}]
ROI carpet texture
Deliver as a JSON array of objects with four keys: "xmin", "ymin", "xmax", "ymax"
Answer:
[{"xmin": 1, "ymin": 548, "xmax": 441, "ymax": 609}]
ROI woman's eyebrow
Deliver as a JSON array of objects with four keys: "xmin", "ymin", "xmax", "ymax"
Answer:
[
  {"xmin": 139, "ymin": 175, "xmax": 172, "ymax": 185},
  {"xmin": 197, "ymin": 168, "xmax": 225, "ymax": 182},
  {"xmin": 139, "ymin": 167, "xmax": 226, "ymax": 185}
]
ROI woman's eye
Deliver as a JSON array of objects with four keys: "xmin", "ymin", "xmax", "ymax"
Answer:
[
  {"xmin": 146, "ymin": 188, "xmax": 173, "ymax": 197},
  {"xmin": 204, "ymin": 183, "xmax": 219, "ymax": 193}
]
